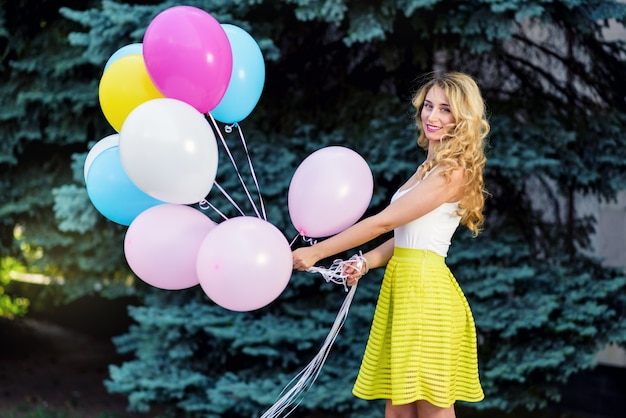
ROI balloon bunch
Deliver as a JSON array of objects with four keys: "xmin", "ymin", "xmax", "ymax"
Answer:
[{"xmin": 84, "ymin": 5, "xmax": 374, "ymax": 313}]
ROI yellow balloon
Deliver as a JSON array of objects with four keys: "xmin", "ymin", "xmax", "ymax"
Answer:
[{"xmin": 98, "ymin": 54, "xmax": 164, "ymax": 132}]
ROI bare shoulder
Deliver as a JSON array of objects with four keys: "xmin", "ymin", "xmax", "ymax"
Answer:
[
  {"xmin": 430, "ymin": 163, "xmax": 465, "ymax": 184},
  {"xmin": 428, "ymin": 164, "xmax": 465, "ymax": 202}
]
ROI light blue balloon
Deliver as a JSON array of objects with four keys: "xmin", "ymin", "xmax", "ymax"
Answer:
[
  {"xmin": 104, "ymin": 43, "xmax": 143, "ymax": 72},
  {"xmin": 86, "ymin": 146, "xmax": 163, "ymax": 226},
  {"xmin": 211, "ymin": 24, "xmax": 265, "ymax": 124}
]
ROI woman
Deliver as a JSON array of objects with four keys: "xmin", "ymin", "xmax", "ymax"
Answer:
[{"xmin": 292, "ymin": 71, "xmax": 489, "ymax": 418}]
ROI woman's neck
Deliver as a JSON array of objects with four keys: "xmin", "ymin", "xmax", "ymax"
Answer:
[{"xmin": 426, "ymin": 142, "xmax": 439, "ymax": 163}]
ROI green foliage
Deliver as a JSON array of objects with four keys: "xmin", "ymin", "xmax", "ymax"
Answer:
[
  {"xmin": 105, "ymin": 278, "xmax": 382, "ymax": 417},
  {"xmin": 449, "ymin": 230, "xmax": 626, "ymax": 410},
  {"xmin": 0, "ymin": 0, "xmax": 134, "ymax": 302},
  {"xmin": 3, "ymin": 0, "xmax": 626, "ymax": 416},
  {"xmin": 0, "ymin": 258, "xmax": 29, "ymax": 318}
]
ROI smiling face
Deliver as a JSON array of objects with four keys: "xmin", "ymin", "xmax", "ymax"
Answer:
[{"xmin": 420, "ymin": 85, "xmax": 456, "ymax": 143}]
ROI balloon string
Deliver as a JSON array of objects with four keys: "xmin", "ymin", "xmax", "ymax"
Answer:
[
  {"xmin": 289, "ymin": 234, "xmax": 318, "ymax": 248},
  {"xmin": 307, "ymin": 252, "xmax": 365, "ymax": 292},
  {"xmin": 235, "ymin": 123, "xmax": 267, "ymax": 221},
  {"xmin": 308, "ymin": 266, "xmax": 349, "ymax": 292},
  {"xmin": 259, "ymin": 283, "xmax": 357, "ymax": 418},
  {"xmin": 302, "ymin": 236, "xmax": 317, "ymax": 246},
  {"xmin": 198, "ymin": 199, "xmax": 229, "ymax": 221},
  {"xmin": 289, "ymin": 234, "xmax": 299, "ymax": 248},
  {"xmin": 207, "ymin": 113, "xmax": 262, "ymax": 218},
  {"xmin": 213, "ymin": 181, "xmax": 246, "ymax": 217},
  {"xmin": 259, "ymin": 255, "xmax": 362, "ymax": 417}
]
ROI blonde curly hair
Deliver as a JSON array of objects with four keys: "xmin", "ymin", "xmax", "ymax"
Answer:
[{"xmin": 412, "ymin": 71, "xmax": 490, "ymax": 236}]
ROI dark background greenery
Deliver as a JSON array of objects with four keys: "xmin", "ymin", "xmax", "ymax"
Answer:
[{"xmin": 2, "ymin": 0, "xmax": 626, "ymax": 416}]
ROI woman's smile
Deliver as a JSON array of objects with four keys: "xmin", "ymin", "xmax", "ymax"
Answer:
[{"xmin": 421, "ymin": 85, "xmax": 455, "ymax": 141}]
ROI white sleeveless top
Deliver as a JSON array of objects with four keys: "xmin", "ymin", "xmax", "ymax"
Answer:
[{"xmin": 391, "ymin": 175, "xmax": 461, "ymax": 257}]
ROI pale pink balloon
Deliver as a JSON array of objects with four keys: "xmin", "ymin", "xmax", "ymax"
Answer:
[
  {"xmin": 288, "ymin": 146, "xmax": 374, "ymax": 238},
  {"xmin": 124, "ymin": 204, "xmax": 216, "ymax": 290},
  {"xmin": 196, "ymin": 216, "xmax": 292, "ymax": 312}
]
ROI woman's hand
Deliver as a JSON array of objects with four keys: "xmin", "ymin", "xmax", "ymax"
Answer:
[
  {"xmin": 292, "ymin": 246, "xmax": 321, "ymax": 271},
  {"xmin": 343, "ymin": 258, "xmax": 366, "ymax": 287}
]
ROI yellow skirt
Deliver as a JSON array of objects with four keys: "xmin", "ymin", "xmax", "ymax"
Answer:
[{"xmin": 352, "ymin": 247, "xmax": 484, "ymax": 407}]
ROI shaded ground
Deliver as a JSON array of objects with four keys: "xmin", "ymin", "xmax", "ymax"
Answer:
[
  {"xmin": 0, "ymin": 316, "xmax": 142, "ymax": 417},
  {"xmin": 0, "ymin": 302, "xmax": 624, "ymax": 418}
]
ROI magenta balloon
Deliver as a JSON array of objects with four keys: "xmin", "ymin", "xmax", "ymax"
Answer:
[
  {"xmin": 288, "ymin": 146, "xmax": 374, "ymax": 238},
  {"xmin": 196, "ymin": 216, "xmax": 292, "ymax": 312},
  {"xmin": 143, "ymin": 6, "xmax": 233, "ymax": 113},
  {"xmin": 124, "ymin": 204, "xmax": 217, "ymax": 290}
]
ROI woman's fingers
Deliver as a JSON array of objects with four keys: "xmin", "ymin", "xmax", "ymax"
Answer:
[{"xmin": 343, "ymin": 261, "xmax": 364, "ymax": 286}]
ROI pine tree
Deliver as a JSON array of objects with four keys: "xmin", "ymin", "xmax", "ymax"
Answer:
[{"xmin": 2, "ymin": 0, "xmax": 626, "ymax": 416}]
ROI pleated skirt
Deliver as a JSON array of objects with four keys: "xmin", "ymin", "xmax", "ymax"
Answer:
[{"xmin": 352, "ymin": 247, "xmax": 484, "ymax": 407}]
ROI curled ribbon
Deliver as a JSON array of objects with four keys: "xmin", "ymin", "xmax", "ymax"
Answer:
[{"xmin": 307, "ymin": 251, "xmax": 366, "ymax": 292}]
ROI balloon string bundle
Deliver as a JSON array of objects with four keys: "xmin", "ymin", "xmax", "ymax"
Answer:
[
  {"xmin": 232, "ymin": 121, "xmax": 267, "ymax": 220},
  {"xmin": 308, "ymin": 251, "xmax": 367, "ymax": 292},
  {"xmin": 206, "ymin": 113, "xmax": 267, "ymax": 220},
  {"xmin": 259, "ymin": 253, "xmax": 365, "ymax": 418},
  {"xmin": 211, "ymin": 182, "xmax": 246, "ymax": 217}
]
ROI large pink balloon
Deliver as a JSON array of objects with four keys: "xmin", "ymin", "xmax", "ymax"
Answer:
[
  {"xmin": 196, "ymin": 216, "xmax": 292, "ymax": 312},
  {"xmin": 143, "ymin": 6, "xmax": 233, "ymax": 113},
  {"xmin": 288, "ymin": 146, "xmax": 374, "ymax": 238},
  {"xmin": 124, "ymin": 204, "xmax": 217, "ymax": 290}
]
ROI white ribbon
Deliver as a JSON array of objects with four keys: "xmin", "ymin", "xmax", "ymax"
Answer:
[
  {"xmin": 259, "ymin": 252, "xmax": 366, "ymax": 418},
  {"xmin": 203, "ymin": 114, "xmax": 266, "ymax": 220},
  {"xmin": 259, "ymin": 283, "xmax": 357, "ymax": 418},
  {"xmin": 308, "ymin": 252, "xmax": 365, "ymax": 291}
]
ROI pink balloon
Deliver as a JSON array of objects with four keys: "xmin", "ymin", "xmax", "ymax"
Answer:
[
  {"xmin": 196, "ymin": 216, "xmax": 292, "ymax": 312},
  {"xmin": 143, "ymin": 6, "xmax": 233, "ymax": 113},
  {"xmin": 288, "ymin": 146, "xmax": 374, "ymax": 238},
  {"xmin": 124, "ymin": 204, "xmax": 217, "ymax": 290}
]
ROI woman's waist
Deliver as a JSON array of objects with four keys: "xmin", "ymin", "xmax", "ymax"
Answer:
[
  {"xmin": 392, "ymin": 247, "xmax": 446, "ymax": 262},
  {"xmin": 393, "ymin": 234, "xmax": 452, "ymax": 257}
]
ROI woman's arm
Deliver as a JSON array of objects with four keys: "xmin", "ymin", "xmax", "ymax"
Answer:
[
  {"xmin": 364, "ymin": 237, "xmax": 395, "ymax": 270},
  {"xmin": 292, "ymin": 166, "xmax": 464, "ymax": 270}
]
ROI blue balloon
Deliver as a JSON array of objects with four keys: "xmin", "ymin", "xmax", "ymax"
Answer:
[
  {"xmin": 211, "ymin": 24, "xmax": 265, "ymax": 123},
  {"xmin": 86, "ymin": 146, "xmax": 163, "ymax": 225},
  {"xmin": 104, "ymin": 43, "xmax": 143, "ymax": 72}
]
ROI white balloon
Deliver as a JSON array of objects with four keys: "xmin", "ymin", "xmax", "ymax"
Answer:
[
  {"xmin": 119, "ymin": 98, "xmax": 219, "ymax": 204},
  {"xmin": 83, "ymin": 134, "xmax": 119, "ymax": 182}
]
